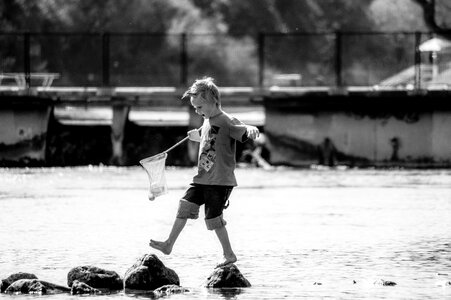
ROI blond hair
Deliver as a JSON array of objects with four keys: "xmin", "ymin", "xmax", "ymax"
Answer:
[{"xmin": 182, "ymin": 77, "xmax": 221, "ymax": 107}]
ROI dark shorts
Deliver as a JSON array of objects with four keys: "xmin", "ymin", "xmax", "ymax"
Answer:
[{"xmin": 176, "ymin": 184, "xmax": 233, "ymax": 230}]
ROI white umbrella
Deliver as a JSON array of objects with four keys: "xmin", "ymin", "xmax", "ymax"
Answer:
[{"xmin": 419, "ymin": 37, "xmax": 451, "ymax": 52}]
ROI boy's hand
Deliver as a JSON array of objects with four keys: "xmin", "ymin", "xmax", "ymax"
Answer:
[
  {"xmin": 246, "ymin": 125, "xmax": 260, "ymax": 140},
  {"xmin": 187, "ymin": 129, "xmax": 201, "ymax": 142}
]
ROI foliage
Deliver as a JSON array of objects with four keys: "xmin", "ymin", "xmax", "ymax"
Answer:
[
  {"xmin": 0, "ymin": 0, "xmax": 447, "ymax": 87},
  {"xmin": 413, "ymin": 0, "xmax": 451, "ymax": 31}
]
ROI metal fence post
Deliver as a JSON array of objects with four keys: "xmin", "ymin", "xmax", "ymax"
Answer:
[
  {"xmin": 258, "ymin": 32, "xmax": 265, "ymax": 87},
  {"xmin": 414, "ymin": 31, "xmax": 422, "ymax": 90},
  {"xmin": 23, "ymin": 32, "xmax": 31, "ymax": 88},
  {"xmin": 180, "ymin": 33, "xmax": 188, "ymax": 86},
  {"xmin": 335, "ymin": 31, "xmax": 342, "ymax": 87},
  {"xmin": 102, "ymin": 32, "xmax": 110, "ymax": 86}
]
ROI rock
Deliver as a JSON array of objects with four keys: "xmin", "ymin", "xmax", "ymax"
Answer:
[
  {"xmin": 373, "ymin": 279, "xmax": 397, "ymax": 286},
  {"xmin": 39, "ymin": 280, "xmax": 71, "ymax": 293},
  {"xmin": 5, "ymin": 279, "xmax": 46, "ymax": 295},
  {"xmin": 152, "ymin": 284, "xmax": 189, "ymax": 298},
  {"xmin": 71, "ymin": 280, "xmax": 101, "ymax": 295},
  {"xmin": 0, "ymin": 272, "xmax": 38, "ymax": 292},
  {"xmin": 204, "ymin": 264, "xmax": 251, "ymax": 288},
  {"xmin": 124, "ymin": 254, "xmax": 179, "ymax": 290},
  {"xmin": 67, "ymin": 266, "xmax": 123, "ymax": 290},
  {"xmin": 437, "ymin": 280, "xmax": 451, "ymax": 287},
  {"xmin": 4, "ymin": 279, "xmax": 70, "ymax": 295}
]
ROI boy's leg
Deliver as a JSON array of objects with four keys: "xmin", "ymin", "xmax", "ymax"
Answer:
[
  {"xmin": 149, "ymin": 190, "xmax": 201, "ymax": 255},
  {"xmin": 214, "ymin": 225, "xmax": 237, "ymax": 267},
  {"xmin": 204, "ymin": 186, "xmax": 237, "ymax": 267},
  {"xmin": 149, "ymin": 217, "xmax": 187, "ymax": 255}
]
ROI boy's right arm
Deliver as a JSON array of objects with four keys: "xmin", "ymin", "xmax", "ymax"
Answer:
[{"xmin": 187, "ymin": 129, "xmax": 201, "ymax": 142}]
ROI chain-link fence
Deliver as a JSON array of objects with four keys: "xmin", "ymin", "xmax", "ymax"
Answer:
[{"xmin": 1, "ymin": 31, "xmax": 450, "ymax": 89}]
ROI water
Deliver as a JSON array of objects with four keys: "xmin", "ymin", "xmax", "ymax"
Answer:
[{"xmin": 1, "ymin": 166, "xmax": 450, "ymax": 299}]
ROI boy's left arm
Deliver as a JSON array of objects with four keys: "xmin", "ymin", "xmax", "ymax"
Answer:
[
  {"xmin": 230, "ymin": 118, "xmax": 259, "ymax": 142},
  {"xmin": 245, "ymin": 125, "xmax": 259, "ymax": 140}
]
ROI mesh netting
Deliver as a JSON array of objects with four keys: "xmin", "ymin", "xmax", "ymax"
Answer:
[{"xmin": 139, "ymin": 153, "xmax": 168, "ymax": 200}]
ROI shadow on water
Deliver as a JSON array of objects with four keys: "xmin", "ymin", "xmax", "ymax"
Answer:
[
  {"xmin": 124, "ymin": 289, "xmax": 156, "ymax": 299},
  {"xmin": 208, "ymin": 288, "xmax": 246, "ymax": 299}
]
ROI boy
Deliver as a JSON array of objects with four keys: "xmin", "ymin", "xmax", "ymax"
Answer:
[{"xmin": 149, "ymin": 77, "xmax": 259, "ymax": 267}]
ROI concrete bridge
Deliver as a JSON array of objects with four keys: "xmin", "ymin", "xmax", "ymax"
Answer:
[
  {"xmin": 1, "ymin": 85, "xmax": 451, "ymax": 167},
  {"xmin": 0, "ymin": 85, "xmax": 263, "ymax": 166}
]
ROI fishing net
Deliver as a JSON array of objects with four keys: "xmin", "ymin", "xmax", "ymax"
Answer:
[{"xmin": 139, "ymin": 153, "xmax": 168, "ymax": 200}]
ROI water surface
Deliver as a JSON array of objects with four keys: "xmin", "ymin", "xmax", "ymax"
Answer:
[{"xmin": 1, "ymin": 166, "xmax": 450, "ymax": 299}]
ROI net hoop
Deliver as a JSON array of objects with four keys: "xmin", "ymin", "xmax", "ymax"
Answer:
[{"xmin": 139, "ymin": 152, "xmax": 167, "ymax": 165}]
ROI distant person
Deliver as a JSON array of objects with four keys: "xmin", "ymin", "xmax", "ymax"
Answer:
[
  {"xmin": 149, "ymin": 77, "xmax": 260, "ymax": 267},
  {"xmin": 240, "ymin": 133, "xmax": 272, "ymax": 170},
  {"xmin": 390, "ymin": 137, "xmax": 400, "ymax": 162},
  {"xmin": 318, "ymin": 137, "xmax": 337, "ymax": 166}
]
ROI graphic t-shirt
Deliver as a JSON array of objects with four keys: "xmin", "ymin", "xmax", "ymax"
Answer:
[{"xmin": 193, "ymin": 111, "xmax": 247, "ymax": 186}]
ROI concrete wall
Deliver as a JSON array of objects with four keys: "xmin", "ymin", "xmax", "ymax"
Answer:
[
  {"xmin": 432, "ymin": 113, "xmax": 451, "ymax": 161},
  {"xmin": 0, "ymin": 97, "xmax": 52, "ymax": 164},
  {"xmin": 264, "ymin": 93, "xmax": 451, "ymax": 167}
]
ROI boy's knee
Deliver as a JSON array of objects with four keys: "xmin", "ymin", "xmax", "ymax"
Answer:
[
  {"xmin": 176, "ymin": 199, "xmax": 200, "ymax": 219},
  {"xmin": 205, "ymin": 214, "xmax": 227, "ymax": 230}
]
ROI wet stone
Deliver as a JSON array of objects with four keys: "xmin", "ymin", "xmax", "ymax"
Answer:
[
  {"xmin": 5, "ymin": 279, "xmax": 46, "ymax": 295},
  {"xmin": 124, "ymin": 254, "xmax": 179, "ymax": 290},
  {"xmin": 204, "ymin": 264, "xmax": 251, "ymax": 288},
  {"xmin": 152, "ymin": 284, "xmax": 189, "ymax": 298},
  {"xmin": 374, "ymin": 279, "xmax": 397, "ymax": 286},
  {"xmin": 4, "ymin": 279, "xmax": 70, "ymax": 295},
  {"xmin": 0, "ymin": 272, "xmax": 38, "ymax": 292},
  {"xmin": 71, "ymin": 280, "xmax": 102, "ymax": 295},
  {"xmin": 67, "ymin": 266, "xmax": 123, "ymax": 290},
  {"xmin": 437, "ymin": 280, "xmax": 451, "ymax": 287}
]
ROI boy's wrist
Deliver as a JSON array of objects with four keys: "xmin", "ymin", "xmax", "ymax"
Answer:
[{"xmin": 188, "ymin": 129, "xmax": 201, "ymax": 142}]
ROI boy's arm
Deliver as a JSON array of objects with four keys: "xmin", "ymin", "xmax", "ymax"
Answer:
[
  {"xmin": 242, "ymin": 125, "xmax": 259, "ymax": 141},
  {"xmin": 188, "ymin": 128, "xmax": 201, "ymax": 142}
]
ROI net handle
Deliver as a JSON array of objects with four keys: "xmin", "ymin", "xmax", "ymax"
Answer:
[
  {"xmin": 162, "ymin": 135, "xmax": 190, "ymax": 154},
  {"xmin": 140, "ymin": 127, "xmax": 202, "ymax": 165},
  {"xmin": 162, "ymin": 126, "xmax": 202, "ymax": 154}
]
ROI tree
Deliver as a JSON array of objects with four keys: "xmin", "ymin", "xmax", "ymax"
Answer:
[
  {"xmin": 0, "ymin": 0, "xmax": 67, "ymax": 33},
  {"xmin": 413, "ymin": 0, "xmax": 451, "ymax": 32}
]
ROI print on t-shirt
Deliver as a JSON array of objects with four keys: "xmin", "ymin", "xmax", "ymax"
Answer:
[{"xmin": 199, "ymin": 125, "xmax": 219, "ymax": 172}]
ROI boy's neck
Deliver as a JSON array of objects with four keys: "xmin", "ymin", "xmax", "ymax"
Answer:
[{"xmin": 208, "ymin": 107, "xmax": 222, "ymax": 119}]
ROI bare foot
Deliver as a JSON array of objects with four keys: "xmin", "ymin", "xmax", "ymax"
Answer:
[
  {"xmin": 149, "ymin": 239, "xmax": 172, "ymax": 255},
  {"xmin": 216, "ymin": 253, "xmax": 237, "ymax": 268}
]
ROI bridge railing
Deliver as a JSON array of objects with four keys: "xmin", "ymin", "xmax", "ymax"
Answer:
[{"xmin": 0, "ymin": 31, "xmax": 450, "ymax": 90}]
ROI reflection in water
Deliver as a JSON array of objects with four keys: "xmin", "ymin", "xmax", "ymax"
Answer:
[
  {"xmin": 209, "ymin": 288, "xmax": 245, "ymax": 299},
  {"xmin": 124, "ymin": 289, "xmax": 158, "ymax": 299},
  {"xmin": 0, "ymin": 167, "xmax": 450, "ymax": 300}
]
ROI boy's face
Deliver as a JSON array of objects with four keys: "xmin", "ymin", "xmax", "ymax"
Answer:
[{"xmin": 190, "ymin": 95, "xmax": 218, "ymax": 119}]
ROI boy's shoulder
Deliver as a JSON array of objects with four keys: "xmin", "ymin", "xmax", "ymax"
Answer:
[{"xmin": 216, "ymin": 111, "xmax": 242, "ymax": 125}]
